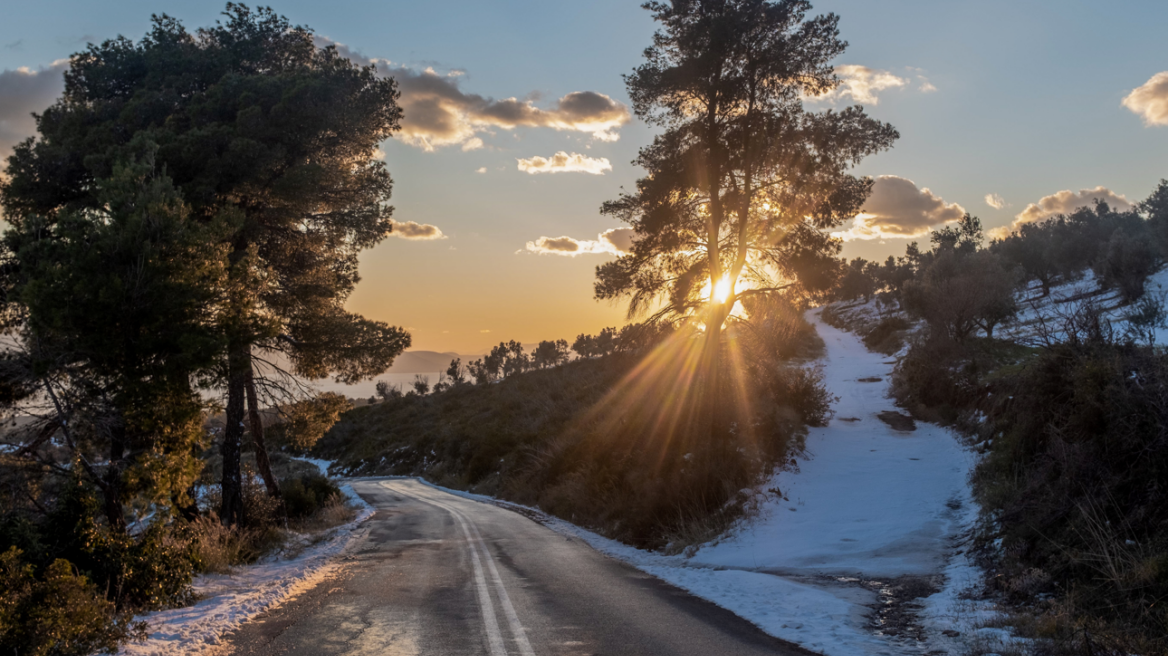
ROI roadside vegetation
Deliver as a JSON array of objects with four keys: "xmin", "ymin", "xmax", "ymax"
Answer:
[
  {"xmin": 828, "ymin": 181, "xmax": 1168, "ymax": 655},
  {"xmin": 319, "ymin": 299, "xmax": 829, "ymax": 550}
]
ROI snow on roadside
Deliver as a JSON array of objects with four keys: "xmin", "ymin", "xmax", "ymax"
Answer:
[
  {"xmin": 117, "ymin": 463, "xmax": 372, "ymax": 656},
  {"xmin": 420, "ymin": 479, "xmax": 895, "ymax": 655},
  {"xmin": 294, "ymin": 456, "xmax": 335, "ymax": 477}
]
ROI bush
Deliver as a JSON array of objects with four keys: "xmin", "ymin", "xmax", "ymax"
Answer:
[
  {"xmin": 0, "ymin": 547, "xmax": 145, "ymax": 656},
  {"xmin": 972, "ymin": 338, "xmax": 1168, "ymax": 652},
  {"xmin": 862, "ymin": 315, "xmax": 911, "ymax": 354},
  {"xmin": 281, "ymin": 473, "xmax": 342, "ymax": 519}
]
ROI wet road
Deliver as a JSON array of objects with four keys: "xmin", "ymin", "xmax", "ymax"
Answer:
[{"xmin": 225, "ymin": 478, "xmax": 816, "ymax": 656}]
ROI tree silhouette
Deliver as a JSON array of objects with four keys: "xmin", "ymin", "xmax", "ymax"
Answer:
[
  {"xmin": 532, "ymin": 340, "xmax": 570, "ymax": 368},
  {"xmin": 597, "ymin": 0, "xmax": 897, "ymax": 366},
  {"xmin": 0, "ymin": 5, "xmax": 410, "ymax": 525}
]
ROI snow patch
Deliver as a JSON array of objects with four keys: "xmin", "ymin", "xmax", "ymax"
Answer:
[{"xmin": 117, "ymin": 481, "xmax": 373, "ymax": 656}]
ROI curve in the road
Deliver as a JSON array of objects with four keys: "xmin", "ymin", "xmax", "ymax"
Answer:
[{"xmin": 226, "ymin": 478, "xmax": 816, "ymax": 656}]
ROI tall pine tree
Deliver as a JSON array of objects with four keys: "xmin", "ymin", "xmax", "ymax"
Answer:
[{"xmin": 1, "ymin": 4, "xmax": 410, "ymax": 525}]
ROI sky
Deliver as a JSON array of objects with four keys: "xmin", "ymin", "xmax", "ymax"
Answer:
[{"xmin": 2, "ymin": 0, "xmax": 1167, "ymax": 353}]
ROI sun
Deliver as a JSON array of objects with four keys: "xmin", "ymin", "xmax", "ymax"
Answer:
[{"xmin": 713, "ymin": 277, "xmax": 732, "ymax": 303}]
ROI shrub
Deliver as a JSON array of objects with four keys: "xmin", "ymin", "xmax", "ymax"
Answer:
[
  {"xmin": 0, "ymin": 547, "xmax": 145, "ymax": 656},
  {"xmin": 281, "ymin": 473, "xmax": 342, "ymax": 519},
  {"xmin": 974, "ymin": 339, "xmax": 1168, "ymax": 646},
  {"xmin": 862, "ymin": 315, "xmax": 911, "ymax": 354}
]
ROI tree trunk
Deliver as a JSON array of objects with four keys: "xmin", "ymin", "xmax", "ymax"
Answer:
[
  {"xmin": 220, "ymin": 343, "xmax": 248, "ymax": 526},
  {"xmin": 245, "ymin": 364, "xmax": 281, "ymax": 498},
  {"xmin": 701, "ymin": 301, "xmax": 730, "ymax": 438},
  {"xmin": 103, "ymin": 424, "xmax": 128, "ymax": 533}
]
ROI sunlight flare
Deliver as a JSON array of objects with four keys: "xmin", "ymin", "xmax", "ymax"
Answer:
[{"xmin": 713, "ymin": 277, "xmax": 733, "ymax": 303}]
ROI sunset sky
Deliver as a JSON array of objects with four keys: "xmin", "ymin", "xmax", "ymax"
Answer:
[{"xmin": 3, "ymin": 0, "xmax": 1167, "ymax": 353}]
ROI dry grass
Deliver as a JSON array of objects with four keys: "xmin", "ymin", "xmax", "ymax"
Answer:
[
  {"xmin": 289, "ymin": 497, "xmax": 357, "ymax": 533},
  {"xmin": 189, "ymin": 515, "xmax": 287, "ymax": 574}
]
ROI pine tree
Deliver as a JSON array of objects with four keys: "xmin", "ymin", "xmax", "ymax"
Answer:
[
  {"xmin": 1, "ymin": 5, "xmax": 410, "ymax": 525},
  {"xmin": 597, "ymin": 0, "xmax": 897, "ymax": 372}
]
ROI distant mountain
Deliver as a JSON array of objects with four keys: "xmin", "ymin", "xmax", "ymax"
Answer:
[{"xmin": 388, "ymin": 351, "xmax": 465, "ymax": 374}]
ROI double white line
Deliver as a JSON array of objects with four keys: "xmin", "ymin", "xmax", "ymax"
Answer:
[{"xmin": 383, "ymin": 482, "xmax": 536, "ymax": 656}]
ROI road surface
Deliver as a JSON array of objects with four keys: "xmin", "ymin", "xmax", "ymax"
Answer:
[{"xmin": 226, "ymin": 478, "xmax": 816, "ymax": 655}]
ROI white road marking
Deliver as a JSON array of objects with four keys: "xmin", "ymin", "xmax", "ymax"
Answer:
[
  {"xmin": 383, "ymin": 481, "xmax": 537, "ymax": 656},
  {"xmin": 382, "ymin": 482, "xmax": 508, "ymax": 656},
  {"xmin": 426, "ymin": 495, "xmax": 537, "ymax": 656}
]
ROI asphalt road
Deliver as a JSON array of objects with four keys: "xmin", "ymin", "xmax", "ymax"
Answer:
[{"xmin": 225, "ymin": 478, "xmax": 816, "ymax": 656}]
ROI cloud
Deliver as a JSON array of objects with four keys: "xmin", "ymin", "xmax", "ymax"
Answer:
[
  {"xmin": 1123, "ymin": 71, "xmax": 1168, "ymax": 127},
  {"xmin": 0, "ymin": 60, "xmax": 67, "ymax": 168},
  {"xmin": 599, "ymin": 227, "xmax": 637, "ymax": 253},
  {"xmin": 985, "ymin": 193, "xmax": 1006, "ymax": 210},
  {"xmin": 517, "ymin": 152, "xmax": 612, "ymax": 175},
  {"xmin": 316, "ymin": 37, "xmax": 630, "ymax": 151},
  {"xmin": 461, "ymin": 137, "xmax": 484, "ymax": 152},
  {"xmin": 475, "ymin": 167, "xmax": 487, "ymax": 174},
  {"xmin": 809, "ymin": 65, "xmax": 908, "ymax": 105},
  {"xmin": 524, "ymin": 227, "xmax": 637, "ymax": 256},
  {"xmin": 831, "ymin": 175, "xmax": 966, "ymax": 241},
  {"xmin": 992, "ymin": 187, "xmax": 1134, "ymax": 237},
  {"xmin": 390, "ymin": 220, "xmax": 447, "ymax": 240}
]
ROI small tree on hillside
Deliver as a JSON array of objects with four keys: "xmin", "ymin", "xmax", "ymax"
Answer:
[
  {"xmin": 572, "ymin": 333, "xmax": 597, "ymax": 359},
  {"xmin": 904, "ymin": 249, "xmax": 1020, "ymax": 342},
  {"xmin": 445, "ymin": 358, "xmax": 468, "ymax": 385},
  {"xmin": 532, "ymin": 340, "xmax": 570, "ymax": 368},
  {"xmin": 375, "ymin": 380, "xmax": 402, "ymax": 401},
  {"xmin": 1095, "ymin": 229, "xmax": 1159, "ymax": 303},
  {"xmin": 1139, "ymin": 179, "xmax": 1168, "ymax": 258},
  {"xmin": 994, "ymin": 220, "xmax": 1063, "ymax": 297}
]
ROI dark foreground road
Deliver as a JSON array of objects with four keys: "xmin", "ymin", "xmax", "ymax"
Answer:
[{"xmin": 226, "ymin": 478, "xmax": 815, "ymax": 656}]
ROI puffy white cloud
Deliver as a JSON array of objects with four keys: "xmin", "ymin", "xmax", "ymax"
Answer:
[
  {"xmin": 809, "ymin": 65, "xmax": 908, "ymax": 105},
  {"xmin": 985, "ymin": 193, "xmax": 1006, "ymax": 210},
  {"xmin": 996, "ymin": 187, "xmax": 1134, "ymax": 236},
  {"xmin": 525, "ymin": 227, "xmax": 636, "ymax": 256},
  {"xmin": 0, "ymin": 60, "xmax": 67, "ymax": 168},
  {"xmin": 832, "ymin": 175, "xmax": 965, "ymax": 241},
  {"xmin": 475, "ymin": 167, "xmax": 487, "ymax": 174},
  {"xmin": 390, "ymin": 220, "xmax": 446, "ymax": 240},
  {"xmin": 1123, "ymin": 72, "xmax": 1168, "ymax": 127},
  {"xmin": 316, "ymin": 37, "xmax": 630, "ymax": 151},
  {"xmin": 517, "ymin": 152, "xmax": 611, "ymax": 175}
]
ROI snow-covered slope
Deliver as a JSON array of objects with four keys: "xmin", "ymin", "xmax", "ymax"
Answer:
[
  {"xmin": 1002, "ymin": 267, "xmax": 1168, "ymax": 345},
  {"xmin": 690, "ymin": 310, "xmax": 976, "ymax": 579}
]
